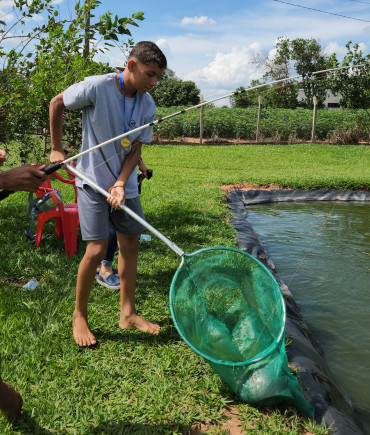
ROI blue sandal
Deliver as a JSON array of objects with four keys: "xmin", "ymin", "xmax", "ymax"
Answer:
[{"xmin": 96, "ymin": 272, "xmax": 120, "ymax": 290}]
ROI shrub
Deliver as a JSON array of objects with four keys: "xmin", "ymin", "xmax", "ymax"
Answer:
[{"xmin": 154, "ymin": 106, "xmax": 369, "ymax": 142}]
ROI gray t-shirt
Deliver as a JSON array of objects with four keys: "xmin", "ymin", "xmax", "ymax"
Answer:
[{"xmin": 63, "ymin": 73, "xmax": 156, "ymax": 198}]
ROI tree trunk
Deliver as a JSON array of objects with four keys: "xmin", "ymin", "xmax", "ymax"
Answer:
[{"xmin": 83, "ymin": 0, "xmax": 90, "ymax": 59}]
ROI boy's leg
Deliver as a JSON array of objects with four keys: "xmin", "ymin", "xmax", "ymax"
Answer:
[
  {"xmin": 73, "ymin": 239, "xmax": 107, "ymax": 346},
  {"xmin": 116, "ymin": 232, "xmax": 160, "ymax": 334},
  {"xmin": 75, "ymin": 184, "xmax": 111, "ymax": 346}
]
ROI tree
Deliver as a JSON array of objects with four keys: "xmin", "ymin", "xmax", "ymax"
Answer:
[
  {"xmin": 330, "ymin": 41, "xmax": 370, "ymax": 140},
  {"xmin": 0, "ymin": 0, "xmax": 143, "ymax": 65},
  {"xmin": 229, "ymin": 85, "xmax": 256, "ymax": 108},
  {"xmin": 252, "ymin": 37, "xmax": 332, "ymax": 108},
  {"xmin": 330, "ymin": 42, "xmax": 370, "ymax": 110},
  {"xmin": 150, "ymin": 69, "xmax": 200, "ymax": 107},
  {"xmin": 290, "ymin": 38, "xmax": 332, "ymax": 108},
  {"xmin": 0, "ymin": 0, "xmax": 144, "ymax": 158}
]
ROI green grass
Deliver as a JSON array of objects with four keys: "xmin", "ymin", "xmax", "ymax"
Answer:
[{"xmin": 1, "ymin": 143, "xmax": 368, "ymax": 434}]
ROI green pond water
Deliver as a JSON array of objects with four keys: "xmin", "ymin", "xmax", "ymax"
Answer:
[{"xmin": 246, "ymin": 201, "xmax": 370, "ymax": 432}]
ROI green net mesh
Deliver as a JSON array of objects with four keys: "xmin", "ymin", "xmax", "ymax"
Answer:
[{"xmin": 169, "ymin": 247, "xmax": 313, "ymax": 416}]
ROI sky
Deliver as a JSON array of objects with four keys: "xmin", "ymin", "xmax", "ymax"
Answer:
[{"xmin": 1, "ymin": 0, "xmax": 369, "ymax": 105}]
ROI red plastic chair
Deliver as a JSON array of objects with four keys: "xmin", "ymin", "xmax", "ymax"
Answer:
[{"xmin": 34, "ymin": 167, "xmax": 79, "ymax": 257}]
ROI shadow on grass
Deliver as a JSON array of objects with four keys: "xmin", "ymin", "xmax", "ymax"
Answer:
[
  {"xmin": 136, "ymin": 269, "xmax": 176, "ymax": 293},
  {"xmin": 85, "ymin": 320, "xmax": 179, "ymax": 348},
  {"xmin": 11, "ymin": 414, "xmax": 192, "ymax": 435},
  {"xmin": 10, "ymin": 410, "xmax": 55, "ymax": 434},
  {"xmin": 88, "ymin": 420, "xmax": 190, "ymax": 435}
]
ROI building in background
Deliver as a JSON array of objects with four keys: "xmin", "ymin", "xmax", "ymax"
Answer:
[{"xmin": 298, "ymin": 89, "xmax": 342, "ymax": 109}]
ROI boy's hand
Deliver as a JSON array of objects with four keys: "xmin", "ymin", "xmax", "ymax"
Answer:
[
  {"xmin": 107, "ymin": 186, "xmax": 125, "ymax": 209},
  {"xmin": 49, "ymin": 150, "xmax": 67, "ymax": 164}
]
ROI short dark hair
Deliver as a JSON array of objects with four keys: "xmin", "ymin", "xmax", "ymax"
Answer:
[{"xmin": 128, "ymin": 41, "xmax": 167, "ymax": 69}]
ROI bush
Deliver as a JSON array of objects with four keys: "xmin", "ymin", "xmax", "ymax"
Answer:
[
  {"xmin": 154, "ymin": 106, "xmax": 369, "ymax": 142},
  {"xmin": 330, "ymin": 125, "xmax": 362, "ymax": 144}
]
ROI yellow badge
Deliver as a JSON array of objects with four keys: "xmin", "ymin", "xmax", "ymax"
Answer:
[{"xmin": 121, "ymin": 138, "xmax": 130, "ymax": 148}]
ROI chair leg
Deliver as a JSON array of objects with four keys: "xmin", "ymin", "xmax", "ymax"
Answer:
[
  {"xmin": 35, "ymin": 215, "xmax": 50, "ymax": 248},
  {"xmin": 61, "ymin": 214, "xmax": 79, "ymax": 257},
  {"xmin": 55, "ymin": 217, "xmax": 63, "ymax": 238}
]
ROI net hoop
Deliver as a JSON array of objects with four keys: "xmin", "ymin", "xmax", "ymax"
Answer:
[{"xmin": 169, "ymin": 246, "xmax": 287, "ymax": 367}]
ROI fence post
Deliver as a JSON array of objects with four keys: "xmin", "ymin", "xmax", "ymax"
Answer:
[
  {"xmin": 311, "ymin": 96, "xmax": 317, "ymax": 142},
  {"xmin": 256, "ymin": 95, "xmax": 262, "ymax": 143},
  {"xmin": 199, "ymin": 95, "xmax": 204, "ymax": 144}
]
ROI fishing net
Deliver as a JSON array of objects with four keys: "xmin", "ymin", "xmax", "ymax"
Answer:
[{"xmin": 170, "ymin": 247, "xmax": 313, "ymax": 417}]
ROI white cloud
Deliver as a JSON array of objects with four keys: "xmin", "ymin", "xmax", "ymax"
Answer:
[
  {"xmin": 155, "ymin": 38, "xmax": 172, "ymax": 62},
  {"xmin": 183, "ymin": 45, "xmax": 264, "ymax": 105},
  {"xmin": 0, "ymin": 11, "xmax": 14, "ymax": 24},
  {"xmin": 186, "ymin": 46, "xmax": 261, "ymax": 87},
  {"xmin": 324, "ymin": 42, "xmax": 348, "ymax": 57},
  {"xmin": 0, "ymin": 1, "xmax": 15, "ymax": 24},
  {"xmin": 30, "ymin": 13, "xmax": 44, "ymax": 22},
  {"xmin": 0, "ymin": 0, "xmax": 14, "ymax": 7},
  {"xmin": 324, "ymin": 41, "xmax": 368, "ymax": 59},
  {"xmin": 358, "ymin": 42, "xmax": 368, "ymax": 52},
  {"xmin": 180, "ymin": 16, "xmax": 216, "ymax": 26}
]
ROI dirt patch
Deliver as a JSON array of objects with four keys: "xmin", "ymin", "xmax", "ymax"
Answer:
[
  {"xmin": 221, "ymin": 182, "xmax": 292, "ymax": 193},
  {"xmin": 152, "ymin": 136, "xmax": 369, "ymax": 146},
  {"xmin": 189, "ymin": 406, "xmax": 245, "ymax": 434},
  {"xmin": 220, "ymin": 183, "xmax": 369, "ymax": 194},
  {"xmin": 153, "ymin": 136, "xmax": 293, "ymax": 146}
]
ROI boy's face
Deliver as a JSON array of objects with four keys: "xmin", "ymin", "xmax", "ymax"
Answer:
[{"xmin": 130, "ymin": 60, "xmax": 165, "ymax": 94}]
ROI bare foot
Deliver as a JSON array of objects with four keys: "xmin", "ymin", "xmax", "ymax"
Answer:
[
  {"xmin": 72, "ymin": 313, "xmax": 96, "ymax": 347},
  {"xmin": 119, "ymin": 313, "xmax": 160, "ymax": 334}
]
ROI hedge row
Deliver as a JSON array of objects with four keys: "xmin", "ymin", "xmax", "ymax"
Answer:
[{"xmin": 154, "ymin": 106, "xmax": 369, "ymax": 141}]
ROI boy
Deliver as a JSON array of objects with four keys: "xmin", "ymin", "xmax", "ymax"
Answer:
[{"xmin": 49, "ymin": 41, "xmax": 167, "ymax": 347}]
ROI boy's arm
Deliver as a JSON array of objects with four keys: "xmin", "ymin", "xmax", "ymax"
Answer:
[
  {"xmin": 49, "ymin": 92, "xmax": 68, "ymax": 163},
  {"xmin": 107, "ymin": 140, "xmax": 142, "ymax": 208}
]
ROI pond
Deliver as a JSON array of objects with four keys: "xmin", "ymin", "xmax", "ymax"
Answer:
[{"xmin": 245, "ymin": 201, "xmax": 370, "ymax": 433}]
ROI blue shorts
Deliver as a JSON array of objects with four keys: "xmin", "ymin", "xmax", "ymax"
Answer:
[{"xmin": 77, "ymin": 184, "xmax": 146, "ymax": 241}]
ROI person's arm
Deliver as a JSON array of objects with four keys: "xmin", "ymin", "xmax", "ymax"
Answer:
[
  {"xmin": 0, "ymin": 165, "xmax": 48, "ymax": 192},
  {"xmin": 138, "ymin": 157, "xmax": 149, "ymax": 177},
  {"xmin": 49, "ymin": 92, "xmax": 68, "ymax": 163},
  {"xmin": 107, "ymin": 140, "xmax": 142, "ymax": 208},
  {"xmin": 0, "ymin": 148, "xmax": 47, "ymax": 193},
  {"xmin": 0, "ymin": 149, "xmax": 6, "ymax": 167}
]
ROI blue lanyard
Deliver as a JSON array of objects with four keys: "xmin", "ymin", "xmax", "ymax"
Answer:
[{"xmin": 119, "ymin": 72, "xmax": 137, "ymax": 133}]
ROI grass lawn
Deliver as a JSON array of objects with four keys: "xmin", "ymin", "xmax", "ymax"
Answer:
[{"xmin": 0, "ymin": 143, "xmax": 368, "ymax": 434}]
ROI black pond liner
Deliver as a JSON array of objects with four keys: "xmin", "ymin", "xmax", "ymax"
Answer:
[{"xmin": 228, "ymin": 189, "xmax": 370, "ymax": 435}]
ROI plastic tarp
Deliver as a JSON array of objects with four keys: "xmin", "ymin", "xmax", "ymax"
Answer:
[{"xmin": 228, "ymin": 189, "xmax": 370, "ymax": 435}]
